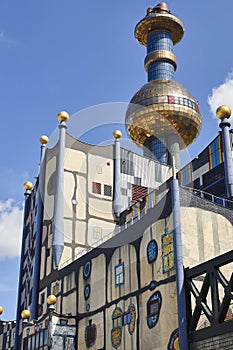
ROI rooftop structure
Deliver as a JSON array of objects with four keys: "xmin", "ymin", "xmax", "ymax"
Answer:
[
  {"xmin": 126, "ymin": 3, "xmax": 202, "ymax": 168},
  {"xmin": 0, "ymin": 3, "xmax": 233, "ymax": 350}
]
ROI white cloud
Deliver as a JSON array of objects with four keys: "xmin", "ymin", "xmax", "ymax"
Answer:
[
  {"xmin": 208, "ymin": 71, "xmax": 233, "ymax": 123},
  {"xmin": 0, "ymin": 31, "xmax": 18, "ymax": 47},
  {"xmin": 0, "ymin": 199, "xmax": 23, "ymax": 260}
]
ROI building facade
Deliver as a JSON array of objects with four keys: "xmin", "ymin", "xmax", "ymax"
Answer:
[{"xmin": 0, "ymin": 3, "xmax": 233, "ymax": 350}]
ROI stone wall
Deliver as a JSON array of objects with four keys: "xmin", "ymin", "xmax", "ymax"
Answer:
[{"xmin": 190, "ymin": 332, "xmax": 233, "ymax": 350}]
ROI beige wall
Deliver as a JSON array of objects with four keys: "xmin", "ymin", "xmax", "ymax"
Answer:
[{"xmin": 181, "ymin": 207, "xmax": 233, "ymax": 268}]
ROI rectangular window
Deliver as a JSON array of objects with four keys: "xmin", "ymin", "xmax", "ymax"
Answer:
[
  {"xmin": 53, "ymin": 282, "xmax": 60, "ymax": 296},
  {"xmin": 115, "ymin": 262, "xmax": 125, "ymax": 287},
  {"xmin": 40, "ymin": 331, "xmax": 44, "ymax": 347},
  {"xmin": 174, "ymin": 96, "xmax": 179, "ymax": 104},
  {"xmin": 92, "ymin": 182, "xmax": 101, "ymax": 194},
  {"xmin": 93, "ymin": 227, "xmax": 102, "ymax": 240},
  {"xmin": 168, "ymin": 96, "xmax": 175, "ymax": 104},
  {"xmin": 162, "ymin": 231, "xmax": 175, "ymax": 273},
  {"xmin": 132, "ymin": 184, "xmax": 148, "ymax": 202},
  {"xmin": 208, "ymin": 135, "xmax": 223, "ymax": 170},
  {"xmin": 104, "ymin": 184, "xmax": 112, "ymax": 197},
  {"xmin": 179, "ymin": 163, "xmax": 192, "ymax": 186}
]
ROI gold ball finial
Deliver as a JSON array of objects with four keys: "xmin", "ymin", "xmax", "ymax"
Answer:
[
  {"xmin": 47, "ymin": 294, "xmax": 57, "ymax": 305},
  {"xmin": 21, "ymin": 309, "xmax": 30, "ymax": 319},
  {"xmin": 57, "ymin": 111, "xmax": 69, "ymax": 123},
  {"xmin": 113, "ymin": 130, "xmax": 122, "ymax": 139},
  {"xmin": 216, "ymin": 105, "xmax": 231, "ymax": 119},
  {"xmin": 0, "ymin": 306, "xmax": 3, "ymax": 315},
  {"xmin": 40, "ymin": 135, "xmax": 49, "ymax": 145},
  {"xmin": 23, "ymin": 181, "xmax": 33, "ymax": 191}
]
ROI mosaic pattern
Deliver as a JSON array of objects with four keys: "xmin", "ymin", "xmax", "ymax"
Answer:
[
  {"xmin": 147, "ymin": 239, "xmax": 158, "ymax": 264},
  {"xmin": 84, "ymin": 284, "xmax": 91, "ymax": 301},
  {"xmin": 111, "ymin": 304, "xmax": 136, "ymax": 348},
  {"xmin": 85, "ymin": 321, "xmax": 97, "ymax": 348},
  {"xmin": 167, "ymin": 328, "xmax": 179, "ymax": 350},
  {"xmin": 162, "ymin": 231, "xmax": 175, "ymax": 273},
  {"xmin": 83, "ymin": 261, "xmax": 92, "ymax": 280},
  {"xmin": 147, "ymin": 291, "xmax": 162, "ymax": 329},
  {"xmin": 111, "ymin": 307, "xmax": 123, "ymax": 349}
]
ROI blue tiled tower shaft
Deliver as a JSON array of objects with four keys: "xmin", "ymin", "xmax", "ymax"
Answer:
[{"xmin": 147, "ymin": 31, "xmax": 175, "ymax": 81}]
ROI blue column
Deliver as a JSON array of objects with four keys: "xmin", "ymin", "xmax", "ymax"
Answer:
[
  {"xmin": 147, "ymin": 31, "xmax": 175, "ymax": 81},
  {"xmin": 31, "ymin": 136, "xmax": 48, "ymax": 319},
  {"xmin": 171, "ymin": 161, "xmax": 189, "ymax": 349},
  {"xmin": 14, "ymin": 182, "xmax": 33, "ymax": 350},
  {"xmin": 113, "ymin": 130, "xmax": 122, "ymax": 217},
  {"xmin": 219, "ymin": 118, "xmax": 233, "ymax": 198},
  {"xmin": 52, "ymin": 112, "xmax": 69, "ymax": 267}
]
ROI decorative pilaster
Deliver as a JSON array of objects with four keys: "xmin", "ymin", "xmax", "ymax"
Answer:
[
  {"xmin": 31, "ymin": 135, "xmax": 49, "ymax": 319},
  {"xmin": 216, "ymin": 105, "xmax": 233, "ymax": 199},
  {"xmin": 113, "ymin": 130, "xmax": 122, "ymax": 218},
  {"xmin": 52, "ymin": 111, "xmax": 69, "ymax": 267},
  {"xmin": 14, "ymin": 181, "xmax": 33, "ymax": 350}
]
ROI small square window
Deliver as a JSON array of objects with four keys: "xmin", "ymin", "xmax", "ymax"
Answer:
[
  {"xmin": 179, "ymin": 97, "xmax": 184, "ymax": 105},
  {"xmin": 168, "ymin": 96, "xmax": 175, "ymax": 104},
  {"xmin": 104, "ymin": 184, "xmax": 112, "ymax": 197},
  {"xmin": 92, "ymin": 182, "xmax": 101, "ymax": 194},
  {"xmin": 93, "ymin": 227, "xmax": 102, "ymax": 240}
]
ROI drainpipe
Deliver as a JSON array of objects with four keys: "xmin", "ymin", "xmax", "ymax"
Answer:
[
  {"xmin": 216, "ymin": 105, "xmax": 233, "ymax": 199},
  {"xmin": 171, "ymin": 157, "xmax": 189, "ymax": 350}
]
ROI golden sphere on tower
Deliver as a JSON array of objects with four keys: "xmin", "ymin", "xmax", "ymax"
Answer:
[
  {"xmin": 57, "ymin": 111, "xmax": 69, "ymax": 123},
  {"xmin": 0, "ymin": 306, "xmax": 3, "ymax": 315},
  {"xmin": 126, "ymin": 79, "xmax": 202, "ymax": 149},
  {"xmin": 23, "ymin": 181, "xmax": 33, "ymax": 191},
  {"xmin": 40, "ymin": 135, "xmax": 49, "ymax": 145},
  {"xmin": 216, "ymin": 105, "xmax": 231, "ymax": 119},
  {"xmin": 21, "ymin": 309, "xmax": 30, "ymax": 319},
  {"xmin": 47, "ymin": 294, "xmax": 57, "ymax": 305},
  {"xmin": 113, "ymin": 130, "xmax": 122, "ymax": 139}
]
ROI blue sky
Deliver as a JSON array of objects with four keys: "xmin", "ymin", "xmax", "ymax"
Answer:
[{"xmin": 1, "ymin": 0, "xmax": 233, "ymax": 320}]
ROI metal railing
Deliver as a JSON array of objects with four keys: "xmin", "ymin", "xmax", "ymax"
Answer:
[{"xmin": 181, "ymin": 185, "xmax": 233, "ymax": 209}]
